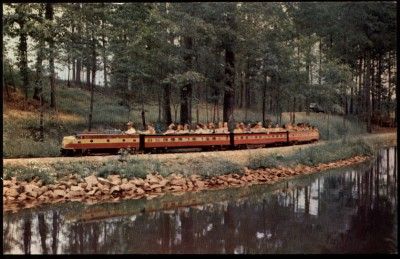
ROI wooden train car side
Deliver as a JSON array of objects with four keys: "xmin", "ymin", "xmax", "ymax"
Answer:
[
  {"xmin": 143, "ymin": 133, "xmax": 231, "ymax": 150},
  {"xmin": 234, "ymin": 131, "xmax": 288, "ymax": 146},
  {"xmin": 61, "ymin": 129, "xmax": 319, "ymax": 156}
]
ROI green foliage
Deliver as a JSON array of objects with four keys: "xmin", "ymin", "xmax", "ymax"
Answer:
[
  {"xmin": 247, "ymin": 139, "xmax": 374, "ymax": 169},
  {"xmin": 248, "ymin": 153, "xmax": 281, "ymax": 169},
  {"xmin": 3, "ymin": 165, "xmax": 56, "ymax": 184},
  {"xmin": 96, "ymin": 158, "xmax": 161, "ymax": 179}
]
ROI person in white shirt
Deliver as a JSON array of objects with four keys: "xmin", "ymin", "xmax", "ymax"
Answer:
[
  {"xmin": 125, "ymin": 121, "xmax": 137, "ymax": 134},
  {"xmin": 164, "ymin": 123, "xmax": 176, "ymax": 134},
  {"xmin": 142, "ymin": 124, "xmax": 156, "ymax": 134}
]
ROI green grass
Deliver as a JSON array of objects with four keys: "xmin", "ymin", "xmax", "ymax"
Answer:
[
  {"xmin": 248, "ymin": 138, "xmax": 374, "ymax": 169},
  {"xmin": 3, "ymin": 164, "xmax": 56, "ymax": 184}
]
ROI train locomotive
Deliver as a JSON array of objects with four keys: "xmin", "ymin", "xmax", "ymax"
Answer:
[{"xmin": 61, "ymin": 128, "xmax": 320, "ymax": 156}]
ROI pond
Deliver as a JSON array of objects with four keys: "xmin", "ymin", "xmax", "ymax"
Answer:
[{"xmin": 3, "ymin": 147, "xmax": 397, "ymax": 254}]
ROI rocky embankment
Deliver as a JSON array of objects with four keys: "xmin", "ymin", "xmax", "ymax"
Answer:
[{"xmin": 3, "ymin": 155, "xmax": 370, "ymax": 212}]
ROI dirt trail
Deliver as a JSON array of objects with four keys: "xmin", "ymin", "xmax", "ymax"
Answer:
[{"xmin": 3, "ymin": 132, "xmax": 396, "ymax": 167}]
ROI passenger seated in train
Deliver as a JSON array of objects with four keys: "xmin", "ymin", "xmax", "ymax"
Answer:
[
  {"xmin": 141, "ymin": 124, "xmax": 156, "ymax": 135},
  {"xmin": 208, "ymin": 122, "xmax": 216, "ymax": 133},
  {"xmin": 251, "ymin": 122, "xmax": 268, "ymax": 133},
  {"xmin": 214, "ymin": 121, "xmax": 229, "ymax": 133},
  {"xmin": 194, "ymin": 123, "xmax": 202, "ymax": 133},
  {"xmin": 245, "ymin": 123, "xmax": 252, "ymax": 133},
  {"xmin": 176, "ymin": 124, "xmax": 184, "ymax": 133},
  {"xmin": 233, "ymin": 123, "xmax": 244, "ymax": 133},
  {"xmin": 202, "ymin": 123, "xmax": 212, "ymax": 133},
  {"xmin": 179, "ymin": 124, "xmax": 191, "ymax": 134},
  {"xmin": 194, "ymin": 123, "xmax": 207, "ymax": 134},
  {"xmin": 125, "ymin": 121, "xmax": 137, "ymax": 134},
  {"xmin": 284, "ymin": 123, "xmax": 294, "ymax": 130},
  {"xmin": 275, "ymin": 123, "xmax": 283, "ymax": 131},
  {"xmin": 164, "ymin": 123, "xmax": 176, "ymax": 134},
  {"xmin": 223, "ymin": 122, "xmax": 229, "ymax": 132}
]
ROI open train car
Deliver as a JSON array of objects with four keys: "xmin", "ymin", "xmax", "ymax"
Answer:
[
  {"xmin": 143, "ymin": 133, "xmax": 231, "ymax": 151},
  {"xmin": 61, "ymin": 129, "xmax": 319, "ymax": 156},
  {"xmin": 234, "ymin": 131, "xmax": 288, "ymax": 147}
]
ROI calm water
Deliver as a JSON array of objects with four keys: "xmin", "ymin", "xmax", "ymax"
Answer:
[{"xmin": 3, "ymin": 147, "xmax": 397, "ymax": 254}]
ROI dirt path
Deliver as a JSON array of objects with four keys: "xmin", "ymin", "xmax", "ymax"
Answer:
[{"xmin": 3, "ymin": 132, "xmax": 396, "ymax": 167}]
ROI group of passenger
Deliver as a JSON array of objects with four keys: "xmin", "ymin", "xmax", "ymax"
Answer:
[
  {"xmin": 284, "ymin": 122, "xmax": 316, "ymax": 132},
  {"xmin": 125, "ymin": 121, "xmax": 156, "ymax": 135},
  {"xmin": 125, "ymin": 121, "xmax": 317, "ymax": 135}
]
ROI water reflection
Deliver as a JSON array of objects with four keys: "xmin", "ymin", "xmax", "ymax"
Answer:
[{"xmin": 3, "ymin": 147, "xmax": 397, "ymax": 254}]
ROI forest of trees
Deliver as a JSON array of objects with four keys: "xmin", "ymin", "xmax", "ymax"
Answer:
[{"xmin": 3, "ymin": 2, "xmax": 397, "ymax": 132}]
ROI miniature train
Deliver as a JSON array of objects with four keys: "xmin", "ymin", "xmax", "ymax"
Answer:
[{"xmin": 60, "ymin": 129, "xmax": 320, "ymax": 156}]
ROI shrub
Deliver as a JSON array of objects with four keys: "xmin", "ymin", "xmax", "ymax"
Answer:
[
  {"xmin": 246, "ymin": 139, "xmax": 374, "ymax": 169},
  {"xmin": 248, "ymin": 153, "xmax": 281, "ymax": 169},
  {"xmin": 3, "ymin": 165, "xmax": 56, "ymax": 184}
]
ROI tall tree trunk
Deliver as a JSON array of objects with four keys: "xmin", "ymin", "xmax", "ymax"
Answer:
[
  {"xmin": 72, "ymin": 59, "xmax": 76, "ymax": 82},
  {"xmin": 3, "ymin": 68, "xmax": 10, "ymax": 99},
  {"xmin": 205, "ymin": 82, "xmax": 209, "ymax": 122},
  {"xmin": 180, "ymin": 36, "xmax": 193, "ymax": 124},
  {"xmin": 244, "ymin": 60, "xmax": 250, "ymax": 113},
  {"xmin": 88, "ymin": 78, "xmax": 94, "ymax": 131},
  {"xmin": 34, "ymin": 35, "xmax": 45, "ymax": 141},
  {"xmin": 76, "ymin": 58, "xmax": 81, "ymax": 86},
  {"xmin": 223, "ymin": 43, "xmax": 235, "ymax": 123},
  {"xmin": 75, "ymin": 4, "xmax": 82, "ymax": 86},
  {"xmin": 39, "ymin": 93, "xmax": 44, "ymax": 141},
  {"xmin": 18, "ymin": 20, "xmax": 29, "ymax": 99},
  {"xmin": 141, "ymin": 83, "xmax": 146, "ymax": 129},
  {"xmin": 163, "ymin": 83, "xmax": 172, "ymax": 125},
  {"xmin": 377, "ymin": 53, "xmax": 383, "ymax": 123},
  {"xmin": 292, "ymin": 97, "xmax": 296, "ymax": 124},
  {"xmin": 67, "ymin": 55, "xmax": 71, "ymax": 87},
  {"xmin": 387, "ymin": 52, "xmax": 391, "ymax": 117},
  {"xmin": 365, "ymin": 54, "xmax": 372, "ymax": 133},
  {"xmin": 350, "ymin": 76, "xmax": 354, "ymax": 114},
  {"xmin": 358, "ymin": 57, "xmax": 363, "ymax": 115},
  {"xmin": 239, "ymin": 70, "xmax": 244, "ymax": 108},
  {"xmin": 293, "ymin": 37, "xmax": 300, "ymax": 123},
  {"xmin": 158, "ymin": 87, "xmax": 161, "ymax": 122},
  {"xmin": 71, "ymin": 26, "xmax": 76, "ymax": 83},
  {"xmin": 180, "ymin": 85, "xmax": 191, "ymax": 124},
  {"xmin": 196, "ymin": 82, "xmax": 200, "ymax": 124},
  {"xmin": 101, "ymin": 15, "xmax": 108, "ymax": 88},
  {"xmin": 46, "ymin": 3, "xmax": 56, "ymax": 109},
  {"xmin": 33, "ymin": 36, "xmax": 44, "ymax": 101},
  {"xmin": 262, "ymin": 74, "xmax": 267, "ymax": 126},
  {"xmin": 8, "ymin": 62, "xmax": 17, "ymax": 92},
  {"xmin": 306, "ymin": 38, "xmax": 311, "ymax": 116},
  {"xmin": 86, "ymin": 66, "xmax": 91, "ymax": 90},
  {"xmin": 371, "ymin": 59, "xmax": 376, "ymax": 125},
  {"xmin": 88, "ymin": 34, "xmax": 96, "ymax": 132},
  {"xmin": 318, "ymin": 38, "xmax": 322, "ymax": 85}
]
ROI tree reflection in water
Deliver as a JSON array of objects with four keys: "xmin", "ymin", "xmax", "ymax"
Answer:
[{"xmin": 3, "ymin": 147, "xmax": 397, "ymax": 254}]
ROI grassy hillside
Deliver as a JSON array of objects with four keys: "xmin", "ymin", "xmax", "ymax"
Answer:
[{"xmin": 3, "ymin": 84, "xmax": 367, "ymax": 158}]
